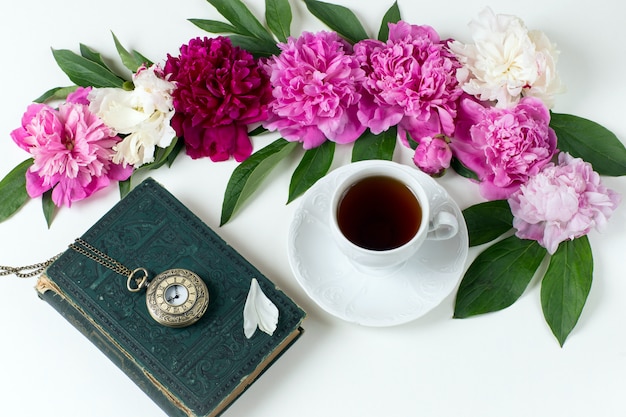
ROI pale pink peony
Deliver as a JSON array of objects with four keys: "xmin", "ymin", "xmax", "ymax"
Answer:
[
  {"xmin": 411, "ymin": 135, "xmax": 452, "ymax": 176},
  {"xmin": 354, "ymin": 21, "xmax": 463, "ymax": 141},
  {"xmin": 262, "ymin": 31, "xmax": 366, "ymax": 149},
  {"xmin": 508, "ymin": 153, "xmax": 621, "ymax": 254},
  {"xmin": 449, "ymin": 7, "xmax": 564, "ymax": 109},
  {"xmin": 451, "ymin": 95, "xmax": 557, "ymax": 200},
  {"xmin": 10, "ymin": 102, "xmax": 131, "ymax": 207}
]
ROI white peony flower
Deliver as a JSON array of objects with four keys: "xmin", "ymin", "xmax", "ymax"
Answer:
[
  {"xmin": 450, "ymin": 7, "xmax": 564, "ymax": 108},
  {"xmin": 89, "ymin": 64, "xmax": 176, "ymax": 167},
  {"xmin": 524, "ymin": 29, "xmax": 564, "ymax": 108}
]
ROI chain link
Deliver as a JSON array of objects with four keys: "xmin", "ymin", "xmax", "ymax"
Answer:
[
  {"xmin": 2, "ymin": 239, "xmax": 136, "ymax": 281},
  {"xmin": 1, "ymin": 254, "xmax": 61, "ymax": 278},
  {"xmin": 69, "ymin": 238, "xmax": 133, "ymax": 277}
]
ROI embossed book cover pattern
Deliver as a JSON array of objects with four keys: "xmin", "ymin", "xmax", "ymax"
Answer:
[{"xmin": 45, "ymin": 179, "xmax": 305, "ymax": 415}]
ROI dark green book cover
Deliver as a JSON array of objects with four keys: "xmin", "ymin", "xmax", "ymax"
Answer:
[{"xmin": 36, "ymin": 178, "xmax": 306, "ymax": 417}]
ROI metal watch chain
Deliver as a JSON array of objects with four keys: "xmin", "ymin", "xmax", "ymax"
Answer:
[
  {"xmin": 69, "ymin": 238, "xmax": 149, "ymax": 292},
  {"xmin": 1, "ymin": 254, "xmax": 61, "ymax": 278},
  {"xmin": 70, "ymin": 238, "xmax": 209, "ymax": 327},
  {"xmin": 3, "ymin": 238, "xmax": 209, "ymax": 328}
]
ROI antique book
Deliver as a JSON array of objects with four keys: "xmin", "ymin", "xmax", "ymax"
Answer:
[{"xmin": 36, "ymin": 178, "xmax": 306, "ymax": 417}]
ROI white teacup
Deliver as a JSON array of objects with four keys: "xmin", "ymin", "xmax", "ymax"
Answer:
[{"xmin": 329, "ymin": 160, "xmax": 458, "ymax": 273}]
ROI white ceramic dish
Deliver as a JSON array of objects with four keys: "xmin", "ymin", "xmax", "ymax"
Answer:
[{"xmin": 287, "ymin": 161, "xmax": 469, "ymax": 327}]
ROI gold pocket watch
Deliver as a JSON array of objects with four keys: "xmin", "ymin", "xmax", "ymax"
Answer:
[
  {"xmin": 70, "ymin": 239, "xmax": 209, "ymax": 328},
  {"xmin": 144, "ymin": 268, "xmax": 209, "ymax": 327}
]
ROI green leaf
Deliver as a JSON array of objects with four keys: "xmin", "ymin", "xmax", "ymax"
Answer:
[
  {"xmin": 227, "ymin": 35, "xmax": 281, "ymax": 58},
  {"xmin": 123, "ymin": 139, "xmax": 181, "ymax": 195},
  {"xmin": 112, "ymin": 32, "xmax": 149, "ymax": 73},
  {"xmin": 119, "ymin": 177, "xmax": 132, "ymax": 199},
  {"xmin": 188, "ymin": 18, "xmax": 246, "ymax": 36},
  {"xmin": 136, "ymin": 137, "xmax": 180, "ymax": 172},
  {"xmin": 288, "ymin": 141, "xmax": 335, "ymax": 203},
  {"xmin": 462, "ymin": 200, "xmax": 513, "ymax": 247},
  {"xmin": 132, "ymin": 51, "xmax": 153, "ymax": 68},
  {"xmin": 152, "ymin": 137, "xmax": 180, "ymax": 169},
  {"xmin": 450, "ymin": 157, "xmax": 480, "ymax": 181},
  {"xmin": 265, "ymin": 0, "xmax": 291, "ymax": 42},
  {"xmin": 303, "ymin": 0, "xmax": 369, "ymax": 43},
  {"xmin": 249, "ymin": 125, "xmax": 268, "ymax": 136},
  {"xmin": 541, "ymin": 236, "xmax": 593, "ymax": 346},
  {"xmin": 454, "ymin": 236, "xmax": 546, "ymax": 318},
  {"xmin": 221, "ymin": 139, "xmax": 298, "ymax": 225},
  {"xmin": 79, "ymin": 43, "xmax": 112, "ymax": 70},
  {"xmin": 205, "ymin": 0, "xmax": 275, "ymax": 43},
  {"xmin": 52, "ymin": 48, "xmax": 125, "ymax": 88},
  {"xmin": 166, "ymin": 138, "xmax": 185, "ymax": 168},
  {"xmin": 33, "ymin": 86, "xmax": 79, "ymax": 103},
  {"xmin": 378, "ymin": 1, "xmax": 401, "ymax": 41},
  {"xmin": 550, "ymin": 112, "xmax": 626, "ymax": 176},
  {"xmin": 405, "ymin": 131, "xmax": 419, "ymax": 151},
  {"xmin": 42, "ymin": 190, "xmax": 56, "ymax": 228},
  {"xmin": 0, "ymin": 159, "xmax": 33, "ymax": 223},
  {"xmin": 351, "ymin": 127, "xmax": 397, "ymax": 162}
]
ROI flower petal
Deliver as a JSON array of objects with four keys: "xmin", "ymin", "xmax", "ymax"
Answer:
[{"xmin": 243, "ymin": 278, "xmax": 279, "ymax": 339}]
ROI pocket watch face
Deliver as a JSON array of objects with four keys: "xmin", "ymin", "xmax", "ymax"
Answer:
[
  {"xmin": 164, "ymin": 283, "xmax": 189, "ymax": 306},
  {"xmin": 145, "ymin": 269, "xmax": 209, "ymax": 328}
]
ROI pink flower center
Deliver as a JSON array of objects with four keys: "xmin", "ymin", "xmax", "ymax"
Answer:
[{"xmin": 63, "ymin": 134, "xmax": 75, "ymax": 151}]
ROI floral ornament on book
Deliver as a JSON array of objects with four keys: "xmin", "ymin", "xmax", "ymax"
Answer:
[{"xmin": 2, "ymin": 0, "xmax": 626, "ymax": 346}]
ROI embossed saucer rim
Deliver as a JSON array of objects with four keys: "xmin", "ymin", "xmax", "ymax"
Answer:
[{"xmin": 287, "ymin": 160, "xmax": 469, "ymax": 327}]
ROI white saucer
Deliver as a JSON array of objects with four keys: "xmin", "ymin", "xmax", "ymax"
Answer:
[{"xmin": 287, "ymin": 161, "xmax": 469, "ymax": 327}]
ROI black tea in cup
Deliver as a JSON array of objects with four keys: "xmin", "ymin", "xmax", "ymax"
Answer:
[{"xmin": 336, "ymin": 175, "xmax": 422, "ymax": 251}]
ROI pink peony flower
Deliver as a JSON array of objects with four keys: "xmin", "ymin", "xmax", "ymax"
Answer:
[
  {"xmin": 262, "ymin": 31, "xmax": 366, "ymax": 149},
  {"xmin": 165, "ymin": 37, "xmax": 272, "ymax": 161},
  {"xmin": 410, "ymin": 134, "xmax": 452, "ymax": 176},
  {"xmin": 66, "ymin": 86, "xmax": 92, "ymax": 105},
  {"xmin": 10, "ymin": 102, "xmax": 132, "ymax": 207},
  {"xmin": 508, "ymin": 153, "xmax": 621, "ymax": 254},
  {"xmin": 354, "ymin": 21, "xmax": 463, "ymax": 141},
  {"xmin": 451, "ymin": 95, "xmax": 557, "ymax": 200}
]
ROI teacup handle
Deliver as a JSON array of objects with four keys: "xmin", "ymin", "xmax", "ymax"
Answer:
[{"xmin": 427, "ymin": 210, "xmax": 458, "ymax": 241}]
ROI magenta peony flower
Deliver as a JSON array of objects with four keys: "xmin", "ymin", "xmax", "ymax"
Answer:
[
  {"xmin": 165, "ymin": 37, "xmax": 272, "ymax": 161},
  {"xmin": 451, "ymin": 95, "xmax": 557, "ymax": 200},
  {"xmin": 10, "ymin": 102, "xmax": 132, "ymax": 207},
  {"xmin": 354, "ymin": 21, "xmax": 463, "ymax": 141},
  {"xmin": 410, "ymin": 134, "xmax": 452, "ymax": 176},
  {"xmin": 508, "ymin": 153, "xmax": 621, "ymax": 254},
  {"xmin": 262, "ymin": 31, "xmax": 366, "ymax": 149}
]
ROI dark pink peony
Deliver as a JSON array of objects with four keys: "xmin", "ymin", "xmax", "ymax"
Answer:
[
  {"xmin": 451, "ymin": 96, "xmax": 557, "ymax": 200},
  {"xmin": 165, "ymin": 37, "xmax": 272, "ymax": 161}
]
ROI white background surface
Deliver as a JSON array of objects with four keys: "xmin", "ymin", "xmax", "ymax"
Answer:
[{"xmin": 1, "ymin": 0, "xmax": 625, "ymax": 416}]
